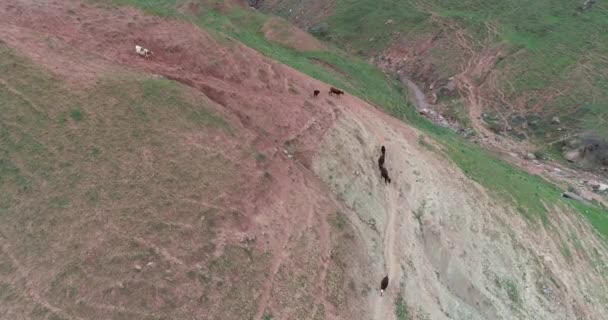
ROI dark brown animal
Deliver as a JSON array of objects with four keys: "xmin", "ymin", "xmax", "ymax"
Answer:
[
  {"xmin": 329, "ymin": 87, "xmax": 344, "ymax": 96},
  {"xmin": 380, "ymin": 166, "xmax": 391, "ymax": 184},
  {"xmin": 378, "ymin": 145, "xmax": 386, "ymax": 168},
  {"xmin": 380, "ymin": 275, "xmax": 389, "ymax": 296},
  {"xmin": 313, "ymin": 89, "xmax": 320, "ymax": 97}
]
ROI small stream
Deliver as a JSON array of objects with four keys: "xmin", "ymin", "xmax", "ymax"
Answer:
[{"xmin": 398, "ymin": 75, "xmax": 454, "ymax": 129}]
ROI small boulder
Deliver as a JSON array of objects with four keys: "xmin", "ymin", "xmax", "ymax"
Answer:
[
  {"xmin": 562, "ymin": 192, "xmax": 586, "ymax": 203},
  {"xmin": 524, "ymin": 153, "xmax": 536, "ymax": 160},
  {"xmin": 586, "ymin": 180, "xmax": 600, "ymax": 189},
  {"xmin": 551, "ymin": 116, "xmax": 561, "ymax": 124},
  {"xmin": 385, "ymin": 19, "xmax": 394, "ymax": 25},
  {"xmin": 134, "ymin": 264, "xmax": 142, "ymax": 272},
  {"xmin": 562, "ymin": 149, "xmax": 582, "ymax": 162}
]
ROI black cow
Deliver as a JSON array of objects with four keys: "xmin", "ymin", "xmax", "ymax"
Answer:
[
  {"xmin": 329, "ymin": 87, "xmax": 345, "ymax": 96},
  {"xmin": 380, "ymin": 166, "xmax": 391, "ymax": 184},
  {"xmin": 378, "ymin": 145, "xmax": 386, "ymax": 169},
  {"xmin": 380, "ymin": 275, "xmax": 389, "ymax": 296}
]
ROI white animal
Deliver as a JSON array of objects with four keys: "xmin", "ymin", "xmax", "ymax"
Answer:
[{"xmin": 135, "ymin": 45, "xmax": 152, "ymax": 58}]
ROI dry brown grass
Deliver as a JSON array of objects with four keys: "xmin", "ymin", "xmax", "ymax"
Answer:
[{"xmin": 0, "ymin": 43, "xmax": 275, "ymax": 319}]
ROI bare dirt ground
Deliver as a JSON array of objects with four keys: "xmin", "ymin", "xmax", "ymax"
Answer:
[
  {"xmin": 0, "ymin": 1, "xmax": 607, "ymax": 319},
  {"xmin": 313, "ymin": 96, "xmax": 608, "ymax": 319}
]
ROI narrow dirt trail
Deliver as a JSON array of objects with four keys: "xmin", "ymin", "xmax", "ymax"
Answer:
[{"xmin": 372, "ymin": 184, "xmax": 399, "ymax": 320}]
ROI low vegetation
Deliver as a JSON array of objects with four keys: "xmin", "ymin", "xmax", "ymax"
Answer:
[
  {"xmin": 327, "ymin": 0, "xmax": 608, "ymax": 141},
  {"xmin": 394, "ymin": 293, "xmax": 409, "ymax": 320},
  {"xmin": 0, "ymin": 42, "xmax": 271, "ymax": 318},
  {"xmin": 101, "ymin": 0, "xmax": 608, "ymax": 239}
]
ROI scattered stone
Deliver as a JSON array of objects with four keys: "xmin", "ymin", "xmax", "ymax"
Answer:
[
  {"xmin": 385, "ymin": 19, "xmax": 394, "ymax": 25},
  {"xmin": 586, "ymin": 180, "xmax": 600, "ymax": 188},
  {"xmin": 367, "ymin": 218, "xmax": 377, "ymax": 231},
  {"xmin": 238, "ymin": 233, "xmax": 257, "ymax": 243},
  {"xmin": 562, "ymin": 149, "xmax": 581, "ymax": 162},
  {"xmin": 562, "ymin": 191, "xmax": 588, "ymax": 203},
  {"xmin": 551, "ymin": 116, "xmax": 561, "ymax": 124},
  {"xmin": 508, "ymin": 152, "xmax": 518, "ymax": 158},
  {"xmin": 146, "ymin": 261, "xmax": 154, "ymax": 267},
  {"xmin": 542, "ymin": 284, "xmax": 553, "ymax": 297},
  {"xmin": 525, "ymin": 153, "xmax": 536, "ymax": 160},
  {"xmin": 419, "ymin": 108, "xmax": 429, "ymax": 115},
  {"xmin": 533, "ymin": 160, "xmax": 541, "ymax": 165},
  {"xmin": 134, "ymin": 264, "xmax": 142, "ymax": 272}
]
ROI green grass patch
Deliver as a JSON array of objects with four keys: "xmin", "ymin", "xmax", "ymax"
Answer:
[
  {"xmin": 328, "ymin": 0, "xmax": 430, "ymax": 55},
  {"xmin": 394, "ymin": 293, "xmax": 409, "ymax": 320},
  {"xmin": 330, "ymin": 212, "xmax": 347, "ymax": 230},
  {"xmin": 101, "ymin": 0, "xmax": 608, "ymax": 239},
  {"xmin": 494, "ymin": 276, "xmax": 521, "ymax": 306},
  {"xmin": 69, "ymin": 109, "xmax": 85, "ymax": 122},
  {"xmin": 98, "ymin": 0, "xmax": 179, "ymax": 17}
]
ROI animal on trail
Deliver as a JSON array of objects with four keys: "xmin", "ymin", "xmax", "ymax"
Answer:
[
  {"xmin": 329, "ymin": 87, "xmax": 344, "ymax": 96},
  {"xmin": 380, "ymin": 275, "xmax": 389, "ymax": 296},
  {"xmin": 313, "ymin": 89, "xmax": 320, "ymax": 97},
  {"xmin": 378, "ymin": 145, "xmax": 386, "ymax": 169},
  {"xmin": 135, "ymin": 45, "xmax": 152, "ymax": 58},
  {"xmin": 378, "ymin": 153, "xmax": 385, "ymax": 170},
  {"xmin": 380, "ymin": 166, "xmax": 391, "ymax": 184}
]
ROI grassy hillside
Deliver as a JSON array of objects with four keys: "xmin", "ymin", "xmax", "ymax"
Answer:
[
  {"xmin": 263, "ymin": 0, "xmax": 608, "ymax": 147},
  {"xmin": 0, "ymin": 42, "xmax": 278, "ymax": 318},
  {"xmin": 99, "ymin": 0, "xmax": 608, "ymax": 237}
]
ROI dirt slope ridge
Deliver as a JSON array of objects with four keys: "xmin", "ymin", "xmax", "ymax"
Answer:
[
  {"xmin": 313, "ymin": 98, "xmax": 608, "ymax": 319},
  {"xmin": 0, "ymin": 1, "xmax": 607, "ymax": 319}
]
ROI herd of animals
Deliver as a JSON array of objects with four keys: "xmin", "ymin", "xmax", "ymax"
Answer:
[{"xmin": 135, "ymin": 44, "xmax": 392, "ymax": 296}]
